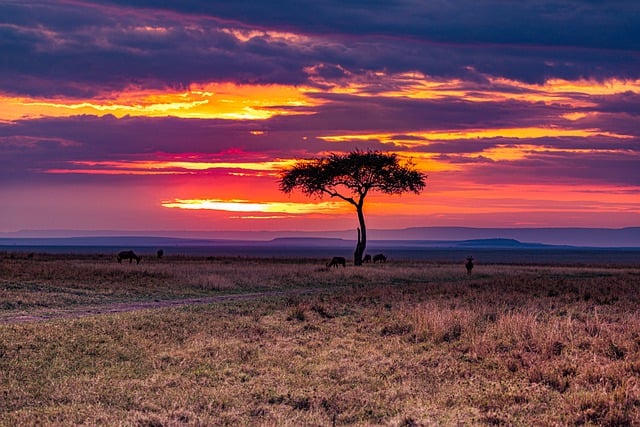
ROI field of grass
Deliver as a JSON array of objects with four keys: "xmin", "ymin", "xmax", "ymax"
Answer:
[
  {"xmin": 0, "ymin": 254, "xmax": 435, "ymax": 315},
  {"xmin": 1, "ymin": 253, "xmax": 640, "ymax": 425}
]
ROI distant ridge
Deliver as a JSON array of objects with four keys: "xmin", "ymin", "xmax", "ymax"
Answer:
[
  {"xmin": 0, "ymin": 226, "xmax": 638, "ymax": 248},
  {"xmin": 0, "ymin": 236, "xmax": 574, "ymax": 250},
  {"xmin": 396, "ymin": 227, "xmax": 640, "ymax": 248},
  {"xmin": 455, "ymin": 238, "xmax": 555, "ymax": 248}
]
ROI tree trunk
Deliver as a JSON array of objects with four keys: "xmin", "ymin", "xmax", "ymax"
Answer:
[{"xmin": 353, "ymin": 206, "xmax": 367, "ymax": 266}]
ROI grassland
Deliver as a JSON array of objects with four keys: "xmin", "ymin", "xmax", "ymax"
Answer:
[{"xmin": 1, "ymin": 253, "xmax": 640, "ymax": 425}]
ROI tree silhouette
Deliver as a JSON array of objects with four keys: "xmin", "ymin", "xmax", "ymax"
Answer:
[{"xmin": 279, "ymin": 150, "xmax": 427, "ymax": 265}]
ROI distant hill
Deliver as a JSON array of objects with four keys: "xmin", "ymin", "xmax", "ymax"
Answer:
[
  {"xmin": 0, "ymin": 236, "xmax": 608, "ymax": 250},
  {"xmin": 0, "ymin": 236, "xmax": 224, "ymax": 247},
  {"xmin": 265, "ymin": 237, "xmax": 557, "ymax": 249},
  {"xmin": 454, "ymin": 238, "xmax": 555, "ymax": 248},
  {"xmin": 369, "ymin": 227, "xmax": 640, "ymax": 247},
  {"xmin": 0, "ymin": 226, "xmax": 638, "ymax": 248}
]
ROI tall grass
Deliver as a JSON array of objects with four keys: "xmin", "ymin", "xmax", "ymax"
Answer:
[
  {"xmin": 1, "ymin": 254, "xmax": 427, "ymax": 311},
  {"xmin": 1, "ymin": 256, "xmax": 639, "ymax": 425}
]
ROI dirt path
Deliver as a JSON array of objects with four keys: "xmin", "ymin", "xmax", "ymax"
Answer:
[{"xmin": 0, "ymin": 287, "xmax": 326, "ymax": 325}]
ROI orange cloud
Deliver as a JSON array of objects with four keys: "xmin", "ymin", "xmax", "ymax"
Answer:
[
  {"xmin": 161, "ymin": 198, "xmax": 348, "ymax": 214},
  {"xmin": 45, "ymin": 168, "xmax": 179, "ymax": 175},
  {"xmin": 44, "ymin": 158, "xmax": 299, "ymax": 175},
  {"xmin": 307, "ymin": 69, "xmax": 640, "ymax": 107},
  {"xmin": 5, "ymin": 70, "xmax": 637, "ymax": 125},
  {"xmin": 0, "ymin": 82, "xmax": 321, "ymax": 121},
  {"xmin": 318, "ymin": 127, "xmax": 632, "ymax": 146},
  {"xmin": 221, "ymin": 28, "xmax": 310, "ymax": 44}
]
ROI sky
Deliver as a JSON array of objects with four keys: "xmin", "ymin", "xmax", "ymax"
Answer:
[{"xmin": 1, "ymin": 0, "xmax": 639, "ymax": 234}]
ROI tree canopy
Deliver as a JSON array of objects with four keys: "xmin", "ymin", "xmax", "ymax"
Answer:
[{"xmin": 279, "ymin": 150, "xmax": 427, "ymax": 265}]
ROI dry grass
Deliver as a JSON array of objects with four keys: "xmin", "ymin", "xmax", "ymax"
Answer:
[
  {"xmin": 1, "ymin": 254, "xmax": 426, "ymax": 312},
  {"xmin": 1, "ymin": 256, "xmax": 640, "ymax": 425}
]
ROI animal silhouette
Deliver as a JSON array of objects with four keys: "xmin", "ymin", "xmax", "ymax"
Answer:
[
  {"xmin": 327, "ymin": 256, "xmax": 346, "ymax": 268},
  {"xmin": 373, "ymin": 253, "xmax": 386, "ymax": 263},
  {"xmin": 117, "ymin": 250, "xmax": 141, "ymax": 264},
  {"xmin": 465, "ymin": 256, "xmax": 474, "ymax": 275},
  {"xmin": 157, "ymin": 249, "xmax": 164, "ymax": 259},
  {"xmin": 362, "ymin": 254, "xmax": 372, "ymax": 263}
]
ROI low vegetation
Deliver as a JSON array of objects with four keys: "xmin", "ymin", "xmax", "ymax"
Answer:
[
  {"xmin": 1, "ymin": 254, "xmax": 640, "ymax": 425},
  {"xmin": 1, "ymin": 253, "xmax": 417, "ymax": 313}
]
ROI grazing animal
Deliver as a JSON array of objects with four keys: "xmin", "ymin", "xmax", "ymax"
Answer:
[
  {"xmin": 362, "ymin": 254, "xmax": 372, "ymax": 263},
  {"xmin": 373, "ymin": 253, "xmax": 387, "ymax": 263},
  {"xmin": 327, "ymin": 256, "xmax": 346, "ymax": 268},
  {"xmin": 117, "ymin": 250, "xmax": 141, "ymax": 264},
  {"xmin": 157, "ymin": 249, "xmax": 164, "ymax": 259},
  {"xmin": 465, "ymin": 256, "xmax": 474, "ymax": 275}
]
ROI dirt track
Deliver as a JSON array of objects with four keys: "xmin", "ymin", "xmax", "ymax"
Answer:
[{"xmin": 0, "ymin": 287, "xmax": 324, "ymax": 325}]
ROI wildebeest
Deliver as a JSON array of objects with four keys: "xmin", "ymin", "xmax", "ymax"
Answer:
[
  {"xmin": 117, "ymin": 250, "xmax": 141, "ymax": 264},
  {"xmin": 362, "ymin": 254, "xmax": 372, "ymax": 263},
  {"xmin": 157, "ymin": 249, "xmax": 164, "ymax": 259},
  {"xmin": 327, "ymin": 256, "xmax": 346, "ymax": 268},
  {"xmin": 373, "ymin": 253, "xmax": 387, "ymax": 263},
  {"xmin": 465, "ymin": 256, "xmax": 474, "ymax": 274}
]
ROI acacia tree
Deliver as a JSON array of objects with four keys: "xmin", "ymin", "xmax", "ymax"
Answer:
[{"xmin": 279, "ymin": 150, "xmax": 426, "ymax": 265}]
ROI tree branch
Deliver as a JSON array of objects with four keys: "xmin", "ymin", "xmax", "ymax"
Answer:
[{"xmin": 323, "ymin": 188, "xmax": 356, "ymax": 205}]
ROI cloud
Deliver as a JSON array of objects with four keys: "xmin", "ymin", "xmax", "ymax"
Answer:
[
  {"xmin": 1, "ymin": 1, "xmax": 639, "ymax": 98},
  {"xmin": 1, "ymin": 2, "xmax": 638, "ymax": 231},
  {"xmin": 98, "ymin": 1, "xmax": 640, "ymax": 49},
  {"xmin": 161, "ymin": 198, "xmax": 347, "ymax": 214},
  {"xmin": 445, "ymin": 147, "xmax": 640, "ymax": 187},
  {"xmin": 591, "ymin": 92, "xmax": 640, "ymax": 116}
]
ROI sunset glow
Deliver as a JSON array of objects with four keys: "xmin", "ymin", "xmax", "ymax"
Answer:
[
  {"xmin": 161, "ymin": 199, "xmax": 348, "ymax": 214},
  {"xmin": 1, "ymin": 1, "xmax": 638, "ymax": 235},
  {"xmin": 318, "ymin": 128, "xmax": 633, "ymax": 145},
  {"xmin": 45, "ymin": 159, "xmax": 298, "ymax": 175},
  {"xmin": 0, "ymin": 82, "xmax": 319, "ymax": 121}
]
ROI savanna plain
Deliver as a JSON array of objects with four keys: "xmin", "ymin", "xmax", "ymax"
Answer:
[{"xmin": 1, "ymin": 252, "xmax": 640, "ymax": 426}]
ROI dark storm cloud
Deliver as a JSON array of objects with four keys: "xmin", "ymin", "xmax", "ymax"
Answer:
[
  {"xmin": 0, "ymin": 1, "xmax": 310, "ymax": 96},
  {"xmin": 100, "ymin": 0, "xmax": 640, "ymax": 49},
  {"xmin": 100, "ymin": 0, "xmax": 640, "ymax": 83},
  {"xmin": 1, "ymin": 0, "xmax": 639, "ymax": 97}
]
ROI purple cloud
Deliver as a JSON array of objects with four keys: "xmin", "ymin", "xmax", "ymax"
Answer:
[{"xmin": 2, "ymin": 1, "xmax": 639, "ymax": 97}]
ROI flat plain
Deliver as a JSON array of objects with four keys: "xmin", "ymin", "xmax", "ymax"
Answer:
[{"xmin": 1, "ymin": 252, "xmax": 640, "ymax": 426}]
